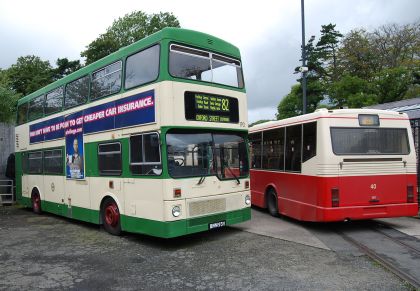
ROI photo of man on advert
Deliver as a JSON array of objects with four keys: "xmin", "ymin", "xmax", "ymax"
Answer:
[{"xmin": 66, "ymin": 134, "xmax": 84, "ymax": 179}]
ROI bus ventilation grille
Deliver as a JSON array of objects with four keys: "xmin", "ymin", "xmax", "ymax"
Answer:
[
  {"xmin": 189, "ymin": 198, "xmax": 226, "ymax": 217},
  {"xmin": 207, "ymin": 39, "xmax": 214, "ymax": 45}
]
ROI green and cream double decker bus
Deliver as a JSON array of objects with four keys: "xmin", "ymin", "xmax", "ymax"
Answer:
[{"xmin": 15, "ymin": 28, "xmax": 251, "ymax": 237}]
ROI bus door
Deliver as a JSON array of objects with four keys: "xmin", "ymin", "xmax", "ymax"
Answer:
[
  {"xmin": 338, "ymin": 158, "xmax": 407, "ymax": 207},
  {"xmin": 42, "ymin": 149, "xmax": 66, "ymax": 215}
]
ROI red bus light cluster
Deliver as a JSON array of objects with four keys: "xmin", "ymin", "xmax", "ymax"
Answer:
[
  {"xmin": 331, "ymin": 188, "xmax": 339, "ymax": 207},
  {"xmin": 407, "ymin": 185, "xmax": 414, "ymax": 203}
]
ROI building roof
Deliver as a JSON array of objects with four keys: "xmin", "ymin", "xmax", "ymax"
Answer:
[{"xmin": 365, "ymin": 97, "xmax": 420, "ymax": 119}]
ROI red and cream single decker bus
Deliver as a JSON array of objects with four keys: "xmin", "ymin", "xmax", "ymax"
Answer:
[{"xmin": 249, "ymin": 108, "xmax": 418, "ymax": 222}]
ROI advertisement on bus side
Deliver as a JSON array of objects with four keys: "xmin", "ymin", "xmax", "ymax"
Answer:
[{"xmin": 65, "ymin": 111, "xmax": 84, "ymax": 179}]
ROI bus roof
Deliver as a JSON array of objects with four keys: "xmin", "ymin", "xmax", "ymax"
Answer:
[
  {"xmin": 249, "ymin": 108, "xmax": 409, "ymax": 133},
  {"xmin": 18, "ymin": 28, "xmax": 241, "ymax": 105}
]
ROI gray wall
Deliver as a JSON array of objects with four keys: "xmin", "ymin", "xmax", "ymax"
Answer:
[{"xmin": 0, "ymin": 123, "xmax": 15, "ymax": 178}]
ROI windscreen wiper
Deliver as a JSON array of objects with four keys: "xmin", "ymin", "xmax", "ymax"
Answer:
[
  {"xmin": 197, "ymin": 176, "xmax": 206, "ymax": 185},
  {"xmin": 224, "ymin": 162, "xmax": 240, "ymax": 185}
]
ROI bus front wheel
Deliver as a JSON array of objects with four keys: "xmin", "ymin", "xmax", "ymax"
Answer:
[
  {"xmin": 101, "ymin": 198, "xmax": 121, "ymax": 236},
  {"xmin": 31, "ymin": 191, "xmax": 42, "ymax": 214},
  {"xmin": 267, "ymin": 189, "xmax": 279, "ymax": 217}
]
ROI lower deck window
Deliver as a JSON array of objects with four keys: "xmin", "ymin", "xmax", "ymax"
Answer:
[
  {"xmin": 130, "ymin": 133, "xmax": 162, "ymax": 175},
  {"xmin": 44, "ymin": 149, "xmax": 63, "ymax": 174},
  {"xmin": 28, "ymin": 152, "xmax": 43, "ymax": 174},
  {"xmin": 98, "ymin": 143, "xmax": 122, "ymax": 175}
]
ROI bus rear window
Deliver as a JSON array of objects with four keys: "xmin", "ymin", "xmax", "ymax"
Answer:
[{"xmin": 331, "ymin": 127, "xmax": 410, "ymax": 155}]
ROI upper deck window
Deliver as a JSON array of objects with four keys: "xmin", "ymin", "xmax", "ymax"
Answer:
[
  {"xmin": 169, "ymin": 44, "xmax": 244, "ymax": 88},
  {"xmin": 45, "ymin": 86, "xmax": 63, "ymax": 115},
  {"xmin": 331, "ymin": 127, "xmax": 410, "ymax": 155},
  {"xmin": 65, "ymin": 75, "xmax": 89, "ymax": 109},
  {"xmin": 28, "ymin": 95, "xmax": 44, "ymax": 121},
  {"xmin": 125, "ymin": 45, "xmax": 160, "ymax": 89},
  {"xmin": 91, "ymin": 61, "xmax": 122, "ymax": 100}
]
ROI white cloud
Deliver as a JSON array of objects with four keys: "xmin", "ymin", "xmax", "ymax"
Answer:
[{"xmin": 1, "ymin": 0, "xmax": 419, "ymax": 118}]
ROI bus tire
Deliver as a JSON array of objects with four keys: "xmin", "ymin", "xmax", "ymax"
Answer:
[
  {"xmin": 101, "ymin": 198, "xmax": 121, "ymax": 236},
  {"xmin": 31, "ymin": 190, "xmax": 42, "ymax": 214},
  {"xmin": 267, "ymin": 188, "xmax": 279, "ymax": 217}
]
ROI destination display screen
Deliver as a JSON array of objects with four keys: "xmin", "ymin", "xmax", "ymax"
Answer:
[{"xmin": 184, "ymin": 92, "xmax": 239, "ymax": 123}]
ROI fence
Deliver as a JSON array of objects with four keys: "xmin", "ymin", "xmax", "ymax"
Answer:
[{"xmin": 0, "ymin": 179, "xmax": 14, "ymax": 205}]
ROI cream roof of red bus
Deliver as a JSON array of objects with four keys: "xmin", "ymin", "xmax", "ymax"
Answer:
[{"xmin": 249, "ymin": 108, "xmax": 409, "ymax": 133}]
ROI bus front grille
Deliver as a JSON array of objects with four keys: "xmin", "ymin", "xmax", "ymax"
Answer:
[{"xmin": 188, "ymin": 198, "xmax": 226, "ymax": 217}]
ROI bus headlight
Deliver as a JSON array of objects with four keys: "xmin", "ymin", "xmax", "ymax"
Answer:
[
  {"xmin": 172, "ymin": 205, "xmax": 181, "ymax": 217},
  {"xmin": 245, "ymin": 194, "xmax": 251, "ymax": 205}
]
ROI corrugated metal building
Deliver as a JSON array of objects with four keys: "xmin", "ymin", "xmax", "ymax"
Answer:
[{"xmin": 0, "ymin": 123, "xmax": 15, "ymax": 178}]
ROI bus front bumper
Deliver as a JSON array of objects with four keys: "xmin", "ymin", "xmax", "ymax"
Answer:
[{"xmin": 121, "ymin": 207, "xmax": 251, "ymax": 238}]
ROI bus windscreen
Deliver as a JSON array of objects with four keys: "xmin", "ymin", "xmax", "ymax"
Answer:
[{"xmin": 331, "ymin": 127, "xmax": 410, "ymax": 155}]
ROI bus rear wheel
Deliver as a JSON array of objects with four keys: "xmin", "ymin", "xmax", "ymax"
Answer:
[
  {"xmin": 267, "ymin": 189, "xmax": 279, "ymax": 217},
  {"xmin": 31, "ymin": 191, "xmax": 42, "ymax": 214},
  {"xmin": 102, "ymin": 198, "xmax": 121, "ymax": 236}
]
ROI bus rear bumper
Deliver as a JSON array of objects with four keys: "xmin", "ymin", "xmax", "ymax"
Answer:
[
  {"xmin": 314, "ymin": 203, "xmax": 419, "ymax": 222},
  {"xmin": 122, "ymin": 207, "xmax": 251, "ymax": 238}
]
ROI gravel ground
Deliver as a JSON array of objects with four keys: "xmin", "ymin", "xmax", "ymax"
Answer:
[{"xmin": 0, "ymin": 205, "xmax": 412, "ymax": 291}]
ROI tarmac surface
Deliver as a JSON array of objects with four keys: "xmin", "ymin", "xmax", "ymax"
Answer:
[{"xmin": 0, "ymin": 205, "xmax": 416, "ymax": 290}]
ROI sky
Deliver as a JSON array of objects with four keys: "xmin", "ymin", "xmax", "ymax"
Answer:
[{"xmin": 0, "ymin": 0, "xmax": 419, "ymax": 123}]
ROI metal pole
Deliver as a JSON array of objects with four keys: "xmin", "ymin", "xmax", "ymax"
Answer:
[{"xmin": 301, "ymin": 0, "xmax": 307, "ymax": 114}]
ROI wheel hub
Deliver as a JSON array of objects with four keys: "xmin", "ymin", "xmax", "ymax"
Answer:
[{"xmin": 105, "ymin": 204, "xmax": 119, "ymax": 227}]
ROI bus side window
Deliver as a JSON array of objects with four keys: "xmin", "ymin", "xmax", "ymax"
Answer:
[
  {"xmin": 125, "ymin": 45, "xmax": 160, "ymax": 90},
  {"xmin": 45, "ymin": 86, "xmax": 64, "ymax": 115},
  {"xmin": 65, "ymin": 75, "xmax": 89, "ymax": 109},
  {"xmin": 28, "ymin": 151, "xmax": 43, "ymax": 174},
  {"xmin": 43, "ymin": 149, "xmax": 63, "ymax": 175},
  {"xmin": 302, "ymin": 122, "xmax": 317, "ymax": 162},
  {"xmin": 249, "ymin": 132, "xmax": 262, "ymax": 169},
  {"xmin": 22, "ymin": 152, "xmax": 28, "ymax": 174},
  {"xmin": 28, "ymin": 95, "xmax": 45, "ymax": 121},
  {"xmin": 98, "ymin": 142, "xmax": 122, "ymax": 176},
  {"xmin": 262, "ymin": 128, "xmax": 284, "ymax": 171},
  {"xmin": 285, "ymin": 125, "xmax": 302, "ymax": 172},
  {"xmin": 91, "ymin": 61, "xmax": 122, "ymax": 100},
  {"xmin": 130, "ymin": 133, "xmax": 162, "ymax": 175}
]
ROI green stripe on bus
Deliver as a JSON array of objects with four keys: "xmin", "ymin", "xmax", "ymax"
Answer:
[{"xmin": 19, "ymin": 196, "xmax": 250, "ymax": 239}]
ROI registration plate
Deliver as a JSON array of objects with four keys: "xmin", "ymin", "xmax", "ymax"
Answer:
[{"xmin": 209, "ymin": 221, "xmax": 226, "ymax": 230}]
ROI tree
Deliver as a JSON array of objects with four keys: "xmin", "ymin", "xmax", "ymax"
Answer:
[
  {"xmin": 276, "ymin": 81, "xmax": 324, "ymax": 119},
  {"xmin": 374, "ymin": 67, "xmax": 414, "ymax": 103},
  {"xmin": 370, "ymin": 22, "xmax": 420, "ymax": 69},
  {"xmin": 277, "ymin": 85, "xmax": 302, "ymax": 119},
  {"xmin": 7, "ymin": 55, "xmax": 53, "ymax": 96},
  {"xmin": 0, "ymin": 85, "xmax": 20, "ymax": 123},
  {"xmin": 328, "ymin": 74, "xmax": 378, "ymax": 108},
  {"xmin": 316, "ymin": 24, "xmax": 343, "ymax": 81},
  {"xmin": 81, "ymin": 11, "xmax": 180, "ymax": 65},
  {"xmin": 337, "ymin": 29, "xmax": 379, "ymax": 80},
  {"xmin": 53, "ymin": 58, "xmax": 81, "ymax": 80}
]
